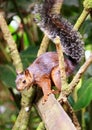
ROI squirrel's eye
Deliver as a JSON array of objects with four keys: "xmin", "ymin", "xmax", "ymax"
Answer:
[{"xmin": 22, "ymin": 80, "xmax": 26, "ymax": 84}]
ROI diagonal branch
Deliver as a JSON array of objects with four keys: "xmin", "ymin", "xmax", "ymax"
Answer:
[
  {"xmin": 0, "ymin": 14, "xmax": 23, "ymax": 74},
  {"xmin": 68, "ymin": 55, "xmax": 92, "ymax": 95},
  {"xmin": 0, "ymin": 13, "xmax": 36, "ymax": 130}
]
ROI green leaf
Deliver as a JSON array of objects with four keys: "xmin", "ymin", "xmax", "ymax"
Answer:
[
  {"xmin": 73, "ymin": 78, "xmax": 92, "ymax": 111},
  {"xmin": 0, "ymin": 64, "xmax": 16, "ymax": 88}
]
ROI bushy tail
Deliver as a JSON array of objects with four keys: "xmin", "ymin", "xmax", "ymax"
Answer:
[{"xmin": 33, "ymin": 0, "xmax": 84, "ymax": 63}]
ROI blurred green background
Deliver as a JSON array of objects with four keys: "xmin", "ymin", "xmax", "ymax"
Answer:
[{"xmin": 0, "ymin": 0, "xmax": 92, "ymax": 130}]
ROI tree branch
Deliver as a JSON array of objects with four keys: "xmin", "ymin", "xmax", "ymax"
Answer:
[
  {"xmin": 74, "ymin": 0, "xmax": 92, "ymax": 30},
  {"xmin": 12, "ymin": 87, "xmax": 36, "ymax": 130},
  {"xmin": 68, "ymin": 55, "xmax": 92, "ymax": 95},
  {"xmin": 0, "ymin": 14, "xmax": 23, "ymax": 73},
  {"xmin": 0, "ymin": 13, "xmax": 36, "ymax": 130},
  {"xmin": 37, "ymin": 35, "xmax": 49, "ymax": 57},
  {"xmin": 54, "ymin": 36, "xmax": 68, "ymax": 90},
  {"xmin": 58, "ymin": 98, "xmax": 81, "ymax": 130},
  {"xmin": 35, "ymin": 94, "xmax": 77, "ymax": 130},
  {"xmin": 73, "ymin": 9, "xmax": 89, "ymax": 30}
]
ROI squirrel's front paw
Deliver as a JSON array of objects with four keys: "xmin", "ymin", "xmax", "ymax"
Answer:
[
  {"xmin": 42, "ymin": 95, "xmax": 48, "ymax": 104},
  {"xmin": 42, "ymin": 92, "xmax": 52, "ymax": 104}
]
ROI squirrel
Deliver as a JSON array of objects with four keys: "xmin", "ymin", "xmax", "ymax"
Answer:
[
  {"xmin": 16, "ymin": 0, "xmax": 84, "ymax": 102},
  {"xmin": 15, "ymin": 52, "xmax": 75, "ymax": 102}
]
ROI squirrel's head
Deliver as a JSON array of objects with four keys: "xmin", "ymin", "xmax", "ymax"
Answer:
[{"xmin": 15, "ymin": 69, "xmax": 34, "ymax": 91}]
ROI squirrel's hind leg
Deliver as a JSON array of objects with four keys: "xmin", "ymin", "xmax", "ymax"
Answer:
[{"xmin": 51, "ymin": 66, "xmax": 61, "ymax": 91}]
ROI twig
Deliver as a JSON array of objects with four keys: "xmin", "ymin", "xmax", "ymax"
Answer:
[
  {"xmin": 73, "ymin": 9, "xmax": 89, "ymax": 30},
  {"xmin": 54, "ymin": 36, "xmax": 68, "ymax": 90},
  {"xmin": 37, "ymin": 35, "xmax": 49, "ymax": 57},
  {"xmin": 67, "ymin": 55, "xmax": 92, "ymax": 95},
  {"xmin": 74, "ymin": 0, "xmax": 92, "ymax": 30},
  {"xmin": 58, "ymin": 55, "xmax": 92, "ymax": 102},
  {"xmin": 51, "ymin": 0, "xmax": 64, "ymax": 14}
]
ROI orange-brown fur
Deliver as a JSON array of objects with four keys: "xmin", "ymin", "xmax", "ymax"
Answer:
[{"xmin": 15, "ymin": 52, "xmax": 75, "ymax": 102}]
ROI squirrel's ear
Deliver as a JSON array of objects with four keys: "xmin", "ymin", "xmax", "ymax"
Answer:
[
  {"xmin": 24, "ymin": 69, "xmax": 30, "ymax": 76},
  {"xmin": 25, "ymin": 69, "xmax": 33, "ymax": 79}
]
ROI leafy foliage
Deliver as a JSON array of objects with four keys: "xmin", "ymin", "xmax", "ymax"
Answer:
[
  {"xmin": 0, "ymin": 64, "xmax": 16, "ymax": 88},
  {"xmin": 74, "ymin": 78, "xmax": 92, "ymax": 110}
]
